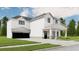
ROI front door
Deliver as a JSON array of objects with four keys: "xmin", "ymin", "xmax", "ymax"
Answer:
[{"xmin": 44, "ymin": 31, "xmax": 48, "ymax": 39}]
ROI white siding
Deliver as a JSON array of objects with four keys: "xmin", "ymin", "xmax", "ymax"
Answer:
[
  {"xmin": 12, "ymin": 17, "xmax": 30, "ymax": 29},
  {"xmin": 45, "ymin": 13, "xmax": 53, "ymax": 24},
  {"xmin": 30, "ymin": 18, "xmax": 45, "ymax": 37},
  {"xmin": 7, "ymin": 20, "xmax": 12, "ymax": 38},
  {"xmin": 44, "ymin": 14, "xmax": 54, "ymax": 29}
]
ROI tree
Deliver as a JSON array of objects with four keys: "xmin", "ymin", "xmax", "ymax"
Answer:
[
  {"xmin": 60, "ymin": 17, "xmax": 66, "ymax": 25},
  {"xmin": 0, "ymin": 24, "xmax": 7, "ymax": 36},
  {"xmin": 0, "ymin": 20, "xmax": 1, "ymax": 35},
  {"xmin": 67, "ymin": 19, "xmax": 76, "ymax": 36},
  {"xmin": 0, "ymin": 16, "xmax": 8, "ymax": 36},
  {"xmin": 0, "ymin": 20, "xmax": 1, "ymax": 28},
  {"xmin": 76, "ymin": 21, "xmax": 79, "ymax": 36},
  {"xmin": 60, "ymin": 17, "xmax": 66, "ymax": 36},
  {"xmin": 2, "ymin": 16, "xmax": 8, "ymax": 24}
]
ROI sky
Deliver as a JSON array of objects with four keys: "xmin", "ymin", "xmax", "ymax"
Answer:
[
  {"xmin": 0, "ymin": 7, "xmax": 33, "ymax": 19},
  {"xmin": 33, "ymin": 7, "xmax": 79, "ymax": 17},
  {"xmin": 0, "ymin": 7, "xmax": 79, "ymax": 25},
  {"xmin": 33, "ymin": 7, "xmax": 79, "ymax": 25}
]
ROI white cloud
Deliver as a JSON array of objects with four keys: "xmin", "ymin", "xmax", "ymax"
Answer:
[
  {"xmin": 32, "ymin": 7, "xmax": 79, "ymax": 17},
  {"xmin": 20, "ymin": 8, "xmax": 29, "ymax": 17}
]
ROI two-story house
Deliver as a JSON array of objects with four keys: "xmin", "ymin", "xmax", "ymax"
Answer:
[{"xmin": 7, "ymin": 12, "xmax": 67, "ymax": 39}]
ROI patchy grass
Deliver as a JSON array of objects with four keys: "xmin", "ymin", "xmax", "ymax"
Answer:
[
  {"xmin": 0, "ymin": 43, "xmax": 59, "ymax": 51},
  {"xmin": 58, "ymin": 36, "xmax": 79, "ymax": 41},
  {"xmin": 0, "ymin": 36, "xmax": 37, "ymax": 47}
]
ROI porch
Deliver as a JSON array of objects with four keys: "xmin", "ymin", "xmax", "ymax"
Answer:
[
  {"xmin": 43, "ymin": 29, "xmax": 67, "ymax": 39},
  {"xmin": 43, "ymin": 23, "xmax": 67, "ymax": 39}
]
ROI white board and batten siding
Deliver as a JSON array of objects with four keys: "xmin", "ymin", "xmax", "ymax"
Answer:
[
  {"xmin": 7, "ymin": 20, "xmax": 12, "ymax": 38},
  {"xmin": 30, "ymin": 14, "xmax": 54, "ymax": 38},
  {"xmin": 12, "ymin": 17, "xmax": 30, "ymax": 29},
  {"xmin": 30, "ymin": 18, "xmax": 45, "ymax": 38}
]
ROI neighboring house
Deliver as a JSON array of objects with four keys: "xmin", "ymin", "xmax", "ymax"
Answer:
[{"xmin": 7, "ymin": 12, "xmax": 67, "ymax": 39}]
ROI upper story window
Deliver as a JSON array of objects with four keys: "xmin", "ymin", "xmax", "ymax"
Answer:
[
  {"xmin": 55, "ymin": 20, "xmax": 58, "ymax": 24},
  {"xmin": 19, "ymin": 20, "xmax": 25, "ymax": 25},
  {"xmin": 48, "ymin": 18, "xmax": 50, "ymax": 23}
]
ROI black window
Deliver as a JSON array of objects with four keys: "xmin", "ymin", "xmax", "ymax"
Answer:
[
  {"xmin": 48, "ymin": 18, "xmax": 50, "ymax": 23},
  {"xmin": 55, "ymin": 20, "xmax": 58, "ymax": 24},
  {"xmin": 19, "ymin": 20, "xmax": 25, "ymax": 25}
]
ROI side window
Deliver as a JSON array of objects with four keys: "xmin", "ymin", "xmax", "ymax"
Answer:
[
  {"xmin": 48, "ymin": 18, "xmax": 50, "ymax": 23},
  {"xmin": 19, "ymin": 20, "xmax": 25, "ymax": 25},
  {"xmin": 55, "ymin": 20, "xmax": 58, "ymax": 24}
]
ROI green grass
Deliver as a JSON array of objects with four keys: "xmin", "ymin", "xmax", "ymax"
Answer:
[
  {"xmin": 0, "ymin": 36, "xmax": 37, "ymax": 47},
  {"xmin": 0, "ymin": 43, "xmax": 59, "ymax": 51},
  {"xmin": 58, "ymin": 36, "xmax": 79, "ymax": 41}
]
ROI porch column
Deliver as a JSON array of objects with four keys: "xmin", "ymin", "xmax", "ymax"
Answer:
[
  {"xmin": 55, "ymin": 30, "xmax": 57, "ymax": 39},
  {"xmin": 58, "ymin": 30, "xmax": 61, "ymax": 37},
  {"xmin": 42, "ymin": 31, "xmax": 44, "ymax": 39},
  {"xmin": 65, "ymin": 30, "xmax": 67, "ymax": 37},
  {"xmin": 49, "ymin": 29, "xmax": 52, "ymax": 39}
]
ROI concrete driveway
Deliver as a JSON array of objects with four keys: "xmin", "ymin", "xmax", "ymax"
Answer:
[
  {"xmin": 18, "ymin": 38, "xmax": 79, "ymax": 46},
  {"xmin": 38, "ymin": 44, "xmax": 79, "ymax": 51}
]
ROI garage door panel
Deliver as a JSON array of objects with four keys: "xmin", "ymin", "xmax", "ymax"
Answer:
[{"xmin": 12, "ymin": 32, "xmax": 30, "ymax": 38}]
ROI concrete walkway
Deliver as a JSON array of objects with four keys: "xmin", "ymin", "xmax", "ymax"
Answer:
[
  {"xmin": 0, "ymin": 43, "xmax": 43, "ymax": 49},
  {"xmin": 18, "ymin": 38, "xmax": 79, "ymax": 46}
]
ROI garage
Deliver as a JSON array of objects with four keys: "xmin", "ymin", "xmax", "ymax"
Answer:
[{"xmin": 12, "ymin": 32, "xmax": 30, "ymax": 38}]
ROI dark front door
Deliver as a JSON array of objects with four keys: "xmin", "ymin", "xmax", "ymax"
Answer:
[
  {"xmin": 44, "ymin": 31, "xmax": 48, "ymax": 39},
  {"xmin": 12, "ymin": 32, "xmax": 30, "ymax": 38}
]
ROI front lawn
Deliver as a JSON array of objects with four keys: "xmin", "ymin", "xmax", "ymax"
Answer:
[
  {"xmin": 0, "ymin": 43, "xmax": 59, "ymax": 51},
  {"xmin": 0, "ymin": 36, "xmax": 37, "ymax": 47},
  {"xmin": 58, "ymin": 36, "xmax": 79, "ymax": 41}
]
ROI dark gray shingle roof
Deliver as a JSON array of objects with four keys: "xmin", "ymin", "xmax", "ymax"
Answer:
[{"xmin": 12, "ymin": 16, "xmax": 32, "ymax": 21}]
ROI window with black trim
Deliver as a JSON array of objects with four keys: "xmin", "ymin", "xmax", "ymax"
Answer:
[
  {"xmin": 48, "ymin": 18, "xmax": 50, "ymax": 23},
  {"xmin": 19, "ymin": 20, "xmax": 25, "ymax": 25},
  {"xmin": 55, "ymin": 20, "xmax": 58, "ymax": 24}
]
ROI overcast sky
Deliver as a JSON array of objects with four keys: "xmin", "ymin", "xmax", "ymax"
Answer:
[{"xmin": 32, "ymin": 7, "xmax": 79, "ymax": 18}]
